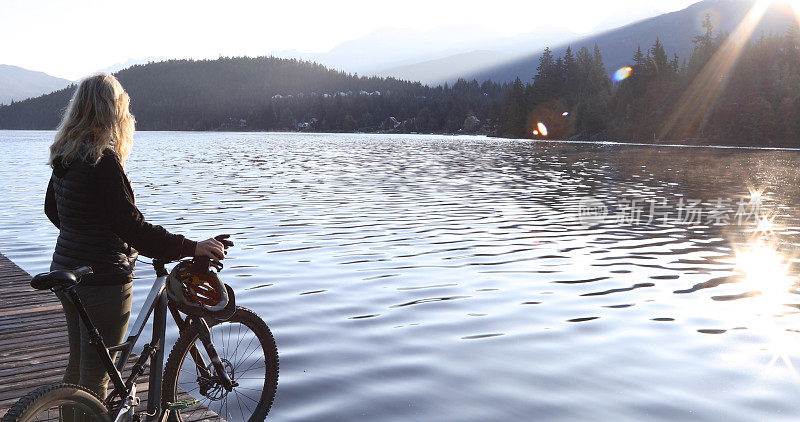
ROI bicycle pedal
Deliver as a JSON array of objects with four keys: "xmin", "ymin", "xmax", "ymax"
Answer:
[{"xmin": 167, "ymin": 399, "xmax": 199, "ymax": 410}]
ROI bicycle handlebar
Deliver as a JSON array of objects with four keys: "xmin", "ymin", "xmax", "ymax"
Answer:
[{"xmin": 154, "ymin": 234, "xmax": 233, "ymax": 273}]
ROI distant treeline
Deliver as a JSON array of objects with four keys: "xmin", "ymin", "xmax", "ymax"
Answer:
[
  {"xmin": 2, "ymin": 17, "xmax": 799, "ymax": 146},
  {"xmin": 497, "ymin": 16, "xmax": 800, "ymax": 147},
  {"xmin": 0, "ymin": 57, "xmax": 506, "ymax": 134}
]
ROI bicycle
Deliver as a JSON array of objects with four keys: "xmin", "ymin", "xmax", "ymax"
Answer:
[{"xmin": 2, "ymin": 235, "xmax": 279, "ymax": 422}]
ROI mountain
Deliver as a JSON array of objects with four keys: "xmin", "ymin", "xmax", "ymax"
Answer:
[
  {"xmin": 372, "ymin": 27, "xmax": 579, "ymax": 84},
  {"xmin": 375, "ymin": 50, "xmax": 515, "ymax": 85},
  {"xmin": 273, "ymin": 26, "xmax": 506, "ymax": 75},
  {"xmin": 0, "ymin": 65, "xmax": 71, "ymax": 105},
  {"xmin": 94, "ymin": 57, "xmax": 167, "ymax": 75},
  {"xmin": 373, "ymin": 3, "xmax": 681, "ymax": 84},
  {"xmin": 271, "ymin": 2, "xmax": 691, "ymax": 85},
  {"xmin": 467, "ymin": 0, "xmax": 796, "ymax": 83},
  {"xmin": 272, "ymin": 25, "xmax": 579, "ymax": 79}
]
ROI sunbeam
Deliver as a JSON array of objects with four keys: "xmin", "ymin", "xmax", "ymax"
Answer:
[{"xmin": 658, "ymin": 0, "xmax": 772, "ymax": 140}]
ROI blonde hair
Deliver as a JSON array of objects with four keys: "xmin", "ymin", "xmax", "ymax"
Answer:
[{"xmin": 49, "ymin": 73, "xmax": 135, "ymax": 168}]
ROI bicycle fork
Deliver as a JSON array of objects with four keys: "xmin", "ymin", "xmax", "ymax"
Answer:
[
  {"xmin": 168, "ymin": 307, "xmax": 236, "ymax": 391},
  {"xmin": 194, "ymin": 317, "xmax": 237, "ymax": 391}
]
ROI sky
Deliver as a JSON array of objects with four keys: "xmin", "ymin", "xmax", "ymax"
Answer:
[{"xmin": 1, "ymin": 0, "xmax": 699, "ymax": 80}]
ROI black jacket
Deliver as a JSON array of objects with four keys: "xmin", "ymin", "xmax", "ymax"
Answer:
[{"xmin": 45, "ymin": 149, "xmax": 196, "ymax": 285}]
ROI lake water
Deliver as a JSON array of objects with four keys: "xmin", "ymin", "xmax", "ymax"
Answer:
[{"xmin": 2, "ymin": 130, "xmax": 800, "ymax": 421}]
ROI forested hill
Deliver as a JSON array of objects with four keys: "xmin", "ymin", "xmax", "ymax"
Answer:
[
  {"xmin": 492, "ymin": 17, "xmax": 800, "ymax": 147},
  {"xmin": 0, "ymin": 56, "xmax": 506, "ymax": 133}
]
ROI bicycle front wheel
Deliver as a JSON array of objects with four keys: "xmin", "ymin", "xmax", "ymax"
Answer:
[
  {"xmin": 162, "ymin": 307, "xmax": 278, "ymax": 421},
  {"xmin": 1, "ymin": 384, "xmax": 110, "ymax": 422}
]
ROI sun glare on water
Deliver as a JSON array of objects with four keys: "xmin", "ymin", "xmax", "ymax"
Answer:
[
  {"xmin": 727, "ymin": 238, "xmax": 800, "ymax": 378},
  {"xmin": 716, "ymin": 184, "xmax": 800, "ymax": 377},
  {"xmin": 748, "ymin": 187, "xmax": 764, "ymax": 203},
  {"xmin": 734, "ymin": 241, "xmax": 793, "ymax": 303},
  {"xmin": 731, "ymin": 189, "xmax": 792, "ymax": 305}
]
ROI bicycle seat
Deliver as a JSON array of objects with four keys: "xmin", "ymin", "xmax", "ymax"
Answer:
[{"xmin": 31, "ymin": 266, "xmax": 93, "ymax": 290}]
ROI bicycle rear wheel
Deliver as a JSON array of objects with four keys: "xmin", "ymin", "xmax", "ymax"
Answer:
[
  {"xmin": 1, "ymin": 384, "xmax": 110, "ymax": 422},
  {"xmin": 162, "ymin": 307, "xmax": 278, "ymax": 421}
]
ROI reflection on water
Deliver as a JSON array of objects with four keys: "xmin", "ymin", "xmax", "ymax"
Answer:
[{"xmin": 2, "ymin": 131, "xmax": 800, "ymax": 421}]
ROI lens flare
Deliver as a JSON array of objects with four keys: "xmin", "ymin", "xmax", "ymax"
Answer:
[
  {"xmin": 562, "ymin": 111, "xmax": 570, "ymax": 117},
  {"xmin": 536, "ymin": 122, "xmax": 548, "ymax": 137},
  {"xmin": 532, "ymin": 130, "xmax": 539, "ymax": 136},
  {"xmin": 613, "ymin": 66, "xmax": 633, "ymax": 82}
]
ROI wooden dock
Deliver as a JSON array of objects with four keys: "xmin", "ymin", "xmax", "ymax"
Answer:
[
  {"xmin": 0, "ymin": 252, "xmax": 222, "ymax": 420},
  {"xmin": 0, "ymin": 252, "xmax": 80, "ymax": 416}
]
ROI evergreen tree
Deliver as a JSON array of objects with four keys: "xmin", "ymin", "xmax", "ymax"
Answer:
[
  {"xmin": 592, "ymin": 44, "xmax": 610, "ymax": 91},
  {"xmin": 279, "ymin": 107, "xmax": 296, "ymax": 130},
  {"xmin": 648, "ymin": 38, "xmax": 670, "ymax": 77},
  {"xmin": 500, "ymin": 77, "xmax": 527, "ymax": 138},
  {"xmin": 563, "ymin": 46, "xmax": 578, "ymax": 103},
  {"xmin": 688, "ymin": 13, "xmax": 718, "ymax": 75},
  {"xmin": 342, "ymin": 114, "xmax": 357, "ymax": 132},
  {"xmin": 534, "ymin": 47, "xmax": 559, "ymax": 102},
  {"xmin": 415, "ymin": 107, "xmax": 434, "ymax": 132},
  {"xmin": 633, "ymin": 46, "xmax": 646, "ymax": 73}
]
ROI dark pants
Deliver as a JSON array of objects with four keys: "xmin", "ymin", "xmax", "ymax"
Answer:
[{"xmin": 56, "ymin": 282, "xmax": 132, "ymax": 400}]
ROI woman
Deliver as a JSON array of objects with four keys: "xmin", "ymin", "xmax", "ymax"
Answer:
[{"xmin": 44, "ymin": 73, "xmax": 224, "ymax": 403}]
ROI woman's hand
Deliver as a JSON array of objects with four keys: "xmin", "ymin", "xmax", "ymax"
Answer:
[{"xmin": 195, "ymin": 238, "xmax": 226, "ymax": 260}]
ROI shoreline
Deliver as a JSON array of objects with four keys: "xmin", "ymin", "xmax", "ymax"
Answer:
[{"xmin": 3, "ymin": 129, "xmax": 799, "ymax": 152}]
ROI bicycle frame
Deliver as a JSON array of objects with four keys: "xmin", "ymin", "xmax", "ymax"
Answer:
[
  {"xmin": 61, "ymin": 259, "xmax": 170, "ymax": 422},
  {"xmin": 62, "ymin": 258, "xmax": 234, "ymax": 422}
]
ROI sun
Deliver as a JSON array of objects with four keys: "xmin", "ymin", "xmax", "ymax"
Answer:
[
  {"xmin": 774, "ymin": 0, "xmax": 800, "ymax": 25},
  {"xmin": 792, "ymin": 0, "xmax": 800, "ymax": 26}
]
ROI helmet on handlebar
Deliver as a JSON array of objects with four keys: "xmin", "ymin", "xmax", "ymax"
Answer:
[{"xmin": 167, "ymin": 258, "xmax": 236, "ymax": 320}]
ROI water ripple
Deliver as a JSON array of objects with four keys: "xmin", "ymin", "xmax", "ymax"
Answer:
[{"xmin": 2, "ymin": 131, "xmax": 800, "ymax": 421}]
